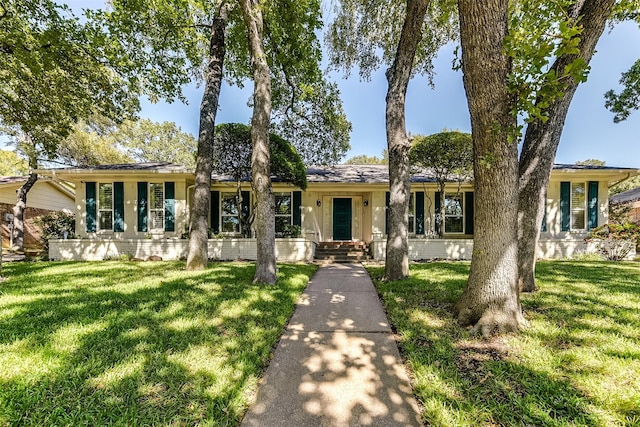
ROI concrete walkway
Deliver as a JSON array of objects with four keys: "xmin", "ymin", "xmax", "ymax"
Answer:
[{"xmin": 241, "ymin": 263, "xmax": 422, "ymax": 427}]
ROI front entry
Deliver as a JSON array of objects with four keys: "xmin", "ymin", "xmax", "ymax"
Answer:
[{"xmin": 333, "ymin": 198, "xmax": 352, "ymax": 240}]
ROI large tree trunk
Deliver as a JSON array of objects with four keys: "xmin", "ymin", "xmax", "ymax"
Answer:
[
  {"xmin": 383, "ymin": 0, "xmax": 430, "ymax": 281},
  {"xmin": 12, "ymin": 173, "xmax": 38, "ymax": 251},
  {"xmin": 12, "ymin": 143, "xmax": 38, "ymax": 252},
  {"xmin": 517, "ymin": 0, "xmax": 615, "ymax": 292},
  {"xmin": 240, "ymin": 0, "xmax": 276, "ymax": 284},
  {"xmin": 454, "ymin": 0, "xmax": 525, "ymax": 337},
  {"xmin": 186, "ymin": 2, "xmax": 230, "ymax": 271}
]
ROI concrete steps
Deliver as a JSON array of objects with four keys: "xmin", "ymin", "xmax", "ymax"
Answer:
[{"xmin": 314, "ymin": 241, "xmax": 371, "ymax": 262}]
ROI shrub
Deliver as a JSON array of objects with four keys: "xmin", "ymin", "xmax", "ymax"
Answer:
[
  {"xmin": 277, "ymin": 224, "xmax": 301, "ymax": 238},
  {"xmin": 35, "ymin": 212, "xmax": 75, "ymax": 251},
  {"xmin": 585, "ymin": 223, "xmax": 640, "ymax": 261}
]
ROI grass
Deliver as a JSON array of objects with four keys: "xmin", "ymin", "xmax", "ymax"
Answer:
[
  {"xmin": 0, "ymin": 260, "xmax": 317, "ymax": 426},
  {"xmin": 367, "ymin": 260, "xmax": 640, "ymax": 427}
]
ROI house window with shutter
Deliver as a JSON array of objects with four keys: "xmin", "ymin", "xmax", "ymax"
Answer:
[
  {"xmin": 444, "ymin": 193, "xmax": 464, "ymax": 233},
  {"xmin": 149, "ymin": 183, "xmax": 165, "ymax": 231},
  {"xmin": 275, "ymin": 192, "xmax": 292, "ymax": 236},
  {"xmin": 221, "ymin": 192, "xmax": 239, "ymax": 233},
  {"xmin": 571, "ymin": 183, "xmax": 586, "ymax": 230},
  {"xmin": 98, "ymin": 183, "xmax": 114, "ymax": 231}
]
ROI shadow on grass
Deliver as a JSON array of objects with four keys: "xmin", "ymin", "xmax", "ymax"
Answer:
[
  {"xmin": 368, "ymin": 261, "xmax": 640, "ymax": 426},
  {"xmin": 0, "ymin": 261, "xmax": 316, "ymax": 426}
]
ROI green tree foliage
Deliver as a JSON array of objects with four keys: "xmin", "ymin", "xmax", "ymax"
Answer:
[
  {"xmin": 0, "ymin": 0, "xmax": 137, "ymax": 155},
  {"xmin": 108, "ymin": 120, "xmax": 197, "ymax": 169},
  {"xmin": 575, "ymin": 159, "xmax": 606, "ymax": 166},
  {"xmin": 55, "ymin": 120, "xmax": 133, "ymax": 167},
  {"xmin": 409, "ymin": 131, "xmax": 472, "ymax": 237},
  {"xmin": 343, "ymin": 150, "xmax": 389, "ymax": 165},
  {"xmin": 95, "ymin": 0, "xmax": 350, "ymax": 165},
  {"xmin": 326, "ymin": 0, "xmax": 457, "ymax": 81},
  {"xmin": 213, "ymin": 123, "xmax": 307, "ymax": 190},
  {"xmin": 605, "ymin": 58, "xmax": 640, "ymax": 122},
  {"xmin": 0, "ymin": 149, "xmax": 28, "ymax": 175}
]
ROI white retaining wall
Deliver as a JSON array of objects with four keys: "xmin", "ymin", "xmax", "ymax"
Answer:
[
  {"xmin": 370, "ymin": 238, "xmax": 634, "ymax": 260},
  {"xmin": 49, "ymin": 238, "xmax": 315, "ymax": 262}
]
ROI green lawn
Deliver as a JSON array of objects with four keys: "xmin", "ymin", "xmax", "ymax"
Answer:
[
  {"xmin": 0, "ymin": 261, "xmax": 317, "ymax": 426},
  {"xmin": 367, "ymin": 261, "xmax": 640, "ymax": 427}
]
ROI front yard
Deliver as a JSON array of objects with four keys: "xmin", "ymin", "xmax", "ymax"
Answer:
[
  {"xmin": 2, "ymin": 259, "xmax": 638, "ymax": 426},
  {"xmin": 0, "ymin": 261, "xmax": 317, "ymax": 426},
  {"xmin": 368, "ymin": 261, "xmax": 640, "ymax": 426}
]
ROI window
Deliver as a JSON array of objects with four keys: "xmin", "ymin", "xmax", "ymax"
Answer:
[
  {"xmin": 571, "ymin": 183, "xmax": 586, "ymax": 230},
  {"xmin": 149, "ymin": 183, "xmax": 165, "ymax": 231},
  {"xmin": 221, "ymin": 192, "xmax": 239, "ymax": 233},
  {"xmin": 98, "ymin": 183, "xmax": 113, "ymax": 231},
  {"xmin": 444, "ymin": 193, "xmax": 464, "ymax": 233},
  {"xmin": 275, "ymin": 192, "xmax": 292, "ymax": 236}
]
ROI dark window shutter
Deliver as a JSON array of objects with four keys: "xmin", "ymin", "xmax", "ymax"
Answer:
[
  {"xmin": 241, "ymin": 190, "xmax": 251, "ymax": 227},
  {"xmin": 465, "ymin": 192, "xmax": 474, "ymax": 235},
  {"xmin": 164, "ymin": 182, "xmax": 175, "ymax": 231},
  {"xmin": 86, "ymin": 182, "xmax": 96, "ymax": 232},
  {"xmin": 434, "ymin": 192, "xmax": 441, "ymax": 235},
  {"xmin": 541, "ymin": 194, "xmax": 548, "ymax": 232},
  {"xmin": 293, "ymin": 191, "xmax": 302, "ymax": 227},
  {"xmin": 385, "ymin": 191, "xmax": 390, "ymax": 235},
  {"xmin": 114, "ymin": 182, "xmax": 124, "ymax": 232},
  {"xmin": 211, "ymin": 191, "xmax": 220, "ymax": 234},
  {"xmin": 588, "ymin": 181, "xmax": 598, "ymax": 230},
  {"xmin": 138, "ymin": 182, "xmax": 148, "ymax": 232},
  {"xmin": 560, "ymin": 181, "xmax": 570, "ymax": 231},
  {"xmin": 415, "ymin": 191, "xmax": 425, "ymax": 235}
]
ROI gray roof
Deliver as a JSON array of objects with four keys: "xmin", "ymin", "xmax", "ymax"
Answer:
[
  {"xmin": 306, "ymin": 165, "xmax": 440, "ymax": 183},
  {"xmin": 0, "ymin": 176, "xmax": 28, "ymax": 185},
  {"xmin": 211, "ymin": 165, "xmax": 442, "ymax": 184},
  {"xmin": 611, "ymin": 187, "xmax": 640, "ymax": 204},
  {"xmin": 552, "ymin": 163, "xmax": 637, "ymax": 171},
  {"xmin": 36, "ymin": 162, "xmax": 191, "ymax": 174}
]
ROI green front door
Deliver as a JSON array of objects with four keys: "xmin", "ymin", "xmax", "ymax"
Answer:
[{"xmin": 333, "ymin": 198, "xmax": 352, "ymax": 240}]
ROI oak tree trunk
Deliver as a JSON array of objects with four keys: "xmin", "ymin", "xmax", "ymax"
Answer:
[
  {"xmin": 517, "ymin": 0, "xmax": 615, "ymax": 292},
  {"xmin": 240, "ymin": 0, "xmax": 277, "ymax": 284},
  {"xmin": 383, "ymin": 0, "xmax": 430, "ymax": 281},
  {"xmin": 186, "ymin": 2, "xmax": 230, "ymax": 271},
  {"xmin": 12, "ymin": 172, "xmax": 38, "ymax": 251},
  {"xmin": 454, "ymin": 0, "xmax": 525, "ymax": 337}
]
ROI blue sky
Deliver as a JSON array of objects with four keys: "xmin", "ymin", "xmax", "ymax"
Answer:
[
  {"xmin": 37, "ymin": 3, "xmax": 640, "ymax": 168},
  {"xmin": 139, "ymin": 17, "xmax": 640, "ymax": 168}
]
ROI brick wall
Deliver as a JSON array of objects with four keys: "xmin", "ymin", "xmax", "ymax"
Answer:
[{"xmin": 0, "ymin": 202, "xmax": 52, "ymax": 249}]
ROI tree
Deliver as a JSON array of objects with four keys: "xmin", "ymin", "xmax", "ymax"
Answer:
[
  {"xmin": 0, "ymin": 149, "xmax": 28, "ymax": 175},
  {"xmin": 0, "ymin": 0, "xmax": 137, "ymax": 250},
  {"xmin": 239, "ymin": 0, "xmax": 276, "ymax": 283},
  {"xmin": 453, "ymin": 0, "xmax": 526, "ymax": 336},
  {"xmin": 327, "ymin": 0, "xmax": 456, "ymax": 280},
  {"xmin": 575, "ymin": 159, "xmax": 606, "ymax": 167},
  {"xmin": 212, "ymin": 123, "xmax": 307, "ymax": 237},
  {"xmin": 343, "ymin": 149, "xmax": 389, "ymax": 165},
  {"xmin": 605, "ymin": 58, "xmax": 640, "ymax": 123},
  {"xmin": 516, "ymin": 0, "xmax": 617, "ymax": 292},
  {"xmin": 99, "ymin": 0, "xmax": 349, "ymax": 272},
  {"xmin": 409, "ymin": 131, "xmax": 472, "ymax": 237},
  {"xmin": 55, "ymin": 119, "xmax": 133, "ymax": 167},
  {"xmin": 111, "ymin": 120, "xmax": 197, "ymax": 169}
]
